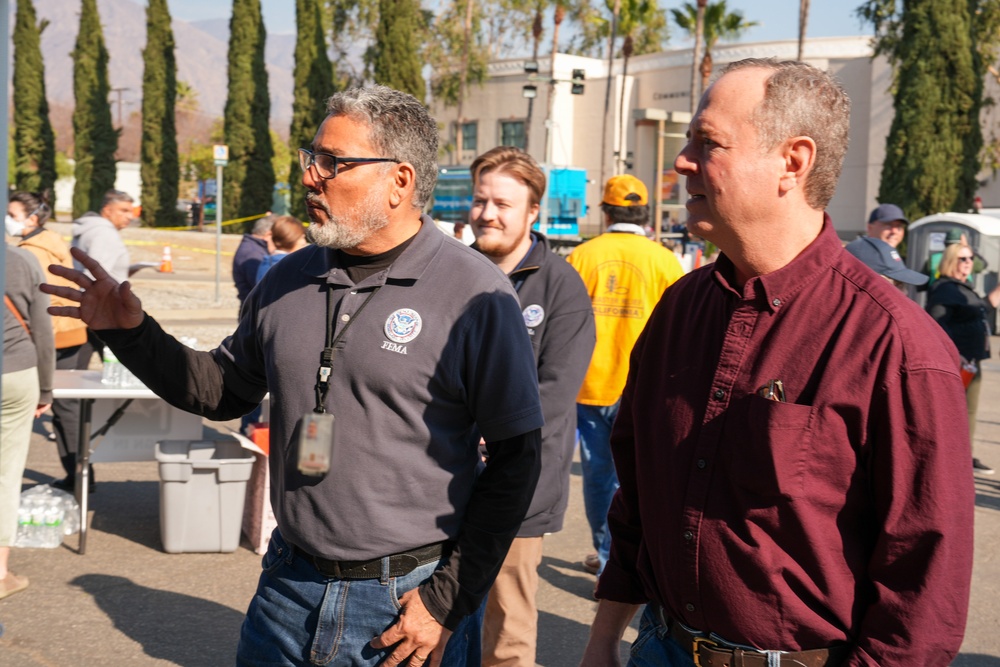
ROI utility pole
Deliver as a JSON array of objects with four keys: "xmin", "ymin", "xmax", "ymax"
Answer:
[{"xmin": 110, "ymin": 87, "xmax": 130, "ymax": 128}]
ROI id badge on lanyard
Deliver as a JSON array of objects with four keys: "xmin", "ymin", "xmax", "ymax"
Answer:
[
  {"xmin": 298, "ymin": 284, "xmax": 380, "ymax": 477},
  {"xmin": 297, "ymin": 412, "xmax": 335, "ymax": 476}
]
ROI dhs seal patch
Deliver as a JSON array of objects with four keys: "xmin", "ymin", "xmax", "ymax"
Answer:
[
  {"xmin": 385, "ymin": 308, "xmax": 422, "ymax": 343},
  {"xmin": 522, "ymin": 304, "xmax": 545, "ymax": 328}
]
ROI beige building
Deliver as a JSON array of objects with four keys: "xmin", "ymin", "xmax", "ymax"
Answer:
[{"xmin": 431, "ymin": 36, "xmax": 939, "ymax": 239}]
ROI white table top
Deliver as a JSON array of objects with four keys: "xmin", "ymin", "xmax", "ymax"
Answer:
[{"xmin": 52, "ymin": 370, "xmax": 161, "ymax": 400}]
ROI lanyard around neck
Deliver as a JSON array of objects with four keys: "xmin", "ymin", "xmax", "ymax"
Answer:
[{"xmin": 314, "ymin": 284, "xmax": 381, "ymax": 413}]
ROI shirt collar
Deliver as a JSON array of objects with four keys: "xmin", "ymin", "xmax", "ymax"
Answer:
[
  {"xmin": 301, "ymin": 213, "xmax": 442, "ymax": 286},
  {"xmin": 712, "ymin": 213, "xmax": 842, "ymax": 313},
  {"xmin": 606, "ymin": 222, "xmax": 647, "ymax": 235}
]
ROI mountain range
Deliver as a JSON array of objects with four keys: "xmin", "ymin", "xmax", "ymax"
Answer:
[{"xmin": 9, "ymin": 0, "xmax": 297, "ymax": 128}]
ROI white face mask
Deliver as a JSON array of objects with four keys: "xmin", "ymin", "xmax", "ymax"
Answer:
[{"xmin": 5, "ymin": 215, "xmax": 25, "ymax": 237}]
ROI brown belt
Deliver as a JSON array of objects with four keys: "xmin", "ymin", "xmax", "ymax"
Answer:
[
  {"xmin": 297, "ymin": 541, "xmax": 447, "ymax": 580},
  {"xmin": 654, "ymin": 605, "xmax": 850, "ymax": 667}
]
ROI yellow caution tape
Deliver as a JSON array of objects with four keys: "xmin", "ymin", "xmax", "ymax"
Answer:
[{"xmin": 152, "ymin": 212, "xmax": 269, "ymax": 232}]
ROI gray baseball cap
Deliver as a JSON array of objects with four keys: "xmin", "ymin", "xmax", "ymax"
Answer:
[{"xmin": 845, "ymin": 236, "xmax": 928, "ymax": 285}]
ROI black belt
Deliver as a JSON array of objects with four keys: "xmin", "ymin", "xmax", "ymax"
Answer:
[
  {"xmin": 297, "ymin": 541, "xmax": 448, "ymax": 580},
  {"xmin": 653, "ymin": 604, "xmax": 849, "ymax": 667}
]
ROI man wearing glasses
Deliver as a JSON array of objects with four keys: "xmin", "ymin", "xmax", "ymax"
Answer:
[
  {"xmin": 581, "ymin": 59, "xmax": 973, "ymax": 666},
  {"xmin": 44, "ymin": 86, "xmax": 543, "ymax": 667}
]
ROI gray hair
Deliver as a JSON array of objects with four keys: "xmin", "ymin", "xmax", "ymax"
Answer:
[
  {"xmin": 326, "ymin": 85, "xmax": 439, "ymax": 209},
  {"xmin": 722, "ymin": 58, "xmax": 851, "ymax": 210},
  {"xmin": 252, "ymin": 215, "xmax": 275, "ymax": 236},
  {"xmin": 101, "ymin": 189, "xmax": 134, "ymax": 209}
]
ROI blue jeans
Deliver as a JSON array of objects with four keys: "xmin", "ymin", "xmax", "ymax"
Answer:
[
  {"xmin": 237, "ymin": 530, "xmax": 484, "ymax": 666},
  {"xmin": 577, "ymin": 401, "xmax": 620, "ymax": 574},
  {"xmin": 628, "ymin": 605, "xmax": 695, "ymax": 666}
]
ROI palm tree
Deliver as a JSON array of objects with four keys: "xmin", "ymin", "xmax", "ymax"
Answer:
[
  {"xmin": 524, "ymin": 3, "xmax": 545, "ymax": 155},
  {"xmin": 798, "ymin": 0, "xmax": 810, "ymax": 61},
  {"xmin": 544, "ymin": 0, "xmax": 566, "ymax": 162},
  {"xmin": 615, "ymin": 0, "xmax": 658, "ymax": 173},
  {"xmin": 672, "ymin": 0, "xmax": 758, "ymax": 95},
  {"xmin": 455, "ymin": 0, "xmax": 475, "ymax": 161},
  {"xmin": 689, "ymin": 0, "xmax": 706, "ymax": 113}
]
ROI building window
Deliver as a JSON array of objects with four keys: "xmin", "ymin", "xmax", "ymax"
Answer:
[
  {"xmin": 461, "ymin": 122, "xmax": 478, "ymax": 154},
  {"xmin": 500, "ymin": 120, "xmax": 526, "ymax": 149}
]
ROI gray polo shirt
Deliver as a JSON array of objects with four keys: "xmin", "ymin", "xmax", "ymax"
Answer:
[{"xmin": 222, "ymin": 216, "xmax": 544, "ymax": 560}]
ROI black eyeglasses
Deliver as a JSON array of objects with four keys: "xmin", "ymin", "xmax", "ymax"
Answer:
[
  {"xmin": 958, "ymin": 256, "xmax": 975, "ymax": 262},
  {"xmin": 298, "ymin": 148, "xmax": 400, "ymax": 180}
]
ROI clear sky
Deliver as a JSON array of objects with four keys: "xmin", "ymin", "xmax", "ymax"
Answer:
[{"xmin": 161, "ymin": 0, "xmax": 871, "ymax": 42}]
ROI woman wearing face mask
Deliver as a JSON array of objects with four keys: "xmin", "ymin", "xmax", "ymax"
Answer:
[
  {"xmin": 7, "ymin": 192, "xmax": 92, "ymax": 491},
  {"xmin": 927, "ymin": 241, "xmax": 1000, "ymax": 475}
]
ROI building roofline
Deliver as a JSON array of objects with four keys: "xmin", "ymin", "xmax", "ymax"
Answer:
[{"xmin": 488, "ymin": 35, "xmax": 874, "ymax": 78}]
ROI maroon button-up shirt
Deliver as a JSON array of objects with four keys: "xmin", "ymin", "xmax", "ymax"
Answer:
[{"xmin": 597, "ymin": 219, "xmax": 974, "ymax": 665}]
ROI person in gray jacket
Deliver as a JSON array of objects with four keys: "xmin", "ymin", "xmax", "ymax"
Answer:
[
  {"xmin": 72, "ymin": 190, "xmax": 136, "ymax": 284},
  {"xmin": 1, "ymin": 246, "xmax": 54, "ymax": 599},
  {"xmin": 469, "ymin": 146, "xmax": 596, "ymax": 666},
  {"xmin": 56, "ymin": 189, "xmax": 138, "ymax": 492}
]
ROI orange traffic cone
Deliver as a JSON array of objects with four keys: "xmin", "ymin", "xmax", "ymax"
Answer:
[{"xmin": 159, "ymin": 246, "xmax": 174, "ymax": 273}]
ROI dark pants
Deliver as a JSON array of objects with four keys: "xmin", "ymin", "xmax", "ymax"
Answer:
[{"xmin": 51, "ymin": 333, "xmax": 101, "ymax": 476}]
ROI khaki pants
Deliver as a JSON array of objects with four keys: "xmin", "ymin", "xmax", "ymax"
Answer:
[
  {"xmin": 1, "ymin": 368, "xmax": 40, "ymax": 546},
  {"xmin": 482, "ymin": 536, "xmax": 544, "ymax": 667}
]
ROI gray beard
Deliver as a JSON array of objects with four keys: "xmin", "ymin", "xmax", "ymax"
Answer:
[{"xmin": 305, "ymin": 189, "xmax": 389, "ymax": 249}]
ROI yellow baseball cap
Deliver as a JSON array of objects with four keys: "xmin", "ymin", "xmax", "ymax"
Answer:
[{"xmin": 602, "ymin": 174, "xmax": 648, "ymax": 207}]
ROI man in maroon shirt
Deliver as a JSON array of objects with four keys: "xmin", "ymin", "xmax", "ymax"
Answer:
[{"xmin": 580, "ymin": 58, "xmax": 974, "ymax": 666}]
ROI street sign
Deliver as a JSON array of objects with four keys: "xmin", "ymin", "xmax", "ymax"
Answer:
[{"xmin": 213, "ymin": 144, "xmax": 229, "ymax": 167}]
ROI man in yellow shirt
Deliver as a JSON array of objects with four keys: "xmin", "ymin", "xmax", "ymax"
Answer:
[{"xmin": 567, "ymin": 175, "xmax": 685, "ymax": 578}]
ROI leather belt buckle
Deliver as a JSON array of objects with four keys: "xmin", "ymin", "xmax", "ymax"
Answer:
[{"xmin": 692, "ymin": 636, "xmax": 716, "ymax": 667}]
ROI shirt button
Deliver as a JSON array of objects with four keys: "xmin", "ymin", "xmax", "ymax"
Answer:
[
  {"xmin": 696, "ymin": 459, "xmax": 707, "ymax": 469},
  {"xmin": 772, "ymin": 298, "xmax": 781, "ymax": 307},
  {"xmin": 713, "ymin": 389, "xmax": 725, "ymax": 400},
  {"xmin": 341, "ymin": 314, "xmax": 350, "ymax": 322},
  {"xmin": 683, "ymin": 530, "xmax": 694, "ymax": 541},
  {"xmin": 686, "ymin": 603, "xmax": 695, "ymax": 612}
]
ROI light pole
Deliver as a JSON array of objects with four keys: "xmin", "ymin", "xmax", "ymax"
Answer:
[{"xmin": 213, "ymin": 145, "xmax": 229, "ymax": 305}]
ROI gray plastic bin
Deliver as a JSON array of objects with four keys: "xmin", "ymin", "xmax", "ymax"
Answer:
[{"xmin": 155, "ymin": 439, "xmax": 254, "ymax": 553}]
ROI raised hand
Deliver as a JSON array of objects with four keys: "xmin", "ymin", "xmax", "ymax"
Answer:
[{"xmin": 41, "ymin": 247, "xmax": 145, "ymax": 331}]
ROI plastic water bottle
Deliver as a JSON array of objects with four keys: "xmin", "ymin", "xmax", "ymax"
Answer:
[
  {"xmin": 15, "ymin": 504, "xmax": 41, "ymax": 548},
  {"xmin": 42, "ymin": 498, "xmax": 64, "ymax": 548},
  {"xmin": 101, "ymin": 347, "xmax": 120, "ymax": 385}
]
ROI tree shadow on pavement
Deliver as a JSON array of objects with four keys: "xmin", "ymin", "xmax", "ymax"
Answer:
[
  {"xmin": 88, "ymin": 480, "xmax": 164, "ymax": 551},
  {"xmin": 71, "ymin": 574, "xmax": 243, "ymax": 666},
  {"xmin": 975, "ymin": 477, "xmax": 1000, "ymax": 511},
  {"xmin": 540, "ymin": 555, "xmax": 598, "ymax": 599}
]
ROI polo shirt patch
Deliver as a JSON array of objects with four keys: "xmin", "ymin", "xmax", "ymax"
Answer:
[
  {"xmin": 522, "ymin": 304, "xmax": 545, "ymax": 328},
  {"xmin": 385, "ymin": 308, "xmax": 423, "ymax": 343}
]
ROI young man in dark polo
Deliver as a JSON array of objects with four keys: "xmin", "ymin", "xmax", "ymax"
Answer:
[
  {"xmin": 469, "ymin": 146, "xmax": 595, "ymax": 666},
  {"xmin": 45, "ymin": 86, "xmax": 543, "ymax": 667}
]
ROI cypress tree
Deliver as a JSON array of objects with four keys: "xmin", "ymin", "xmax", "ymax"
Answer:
[
  {"xmin": 289, "ymin": 0, "xmax": 335, "ymax": 220},
  {"xmin": 223, "ymin": 0, "xmax": 275, "ymax": 229},
  {"xmin": 72, "ymin": 0, "xmax": 119, "ymax": 218},
  {"xmin": 140, "ymin": 0, "xmax": 180, "ymax": 227},
  {"xmin": 13, "ymin": 0, "xmax": 57, "ymax": 196},
  {"xmin": 878, "ymin": 0, "xmax": 981, "ymax": 219},
  {"xmin": 372, "ymin": 0, "xmax": 426, "ymax": 101}
]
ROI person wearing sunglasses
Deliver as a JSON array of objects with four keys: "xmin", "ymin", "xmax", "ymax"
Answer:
[
  {"xmin": 927, "ymin": 242, "xmax": 1000, "ymax": 474},
  {"xmin": 42, "ymin": 85, "xmax": 542, "ymax": 667}
]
